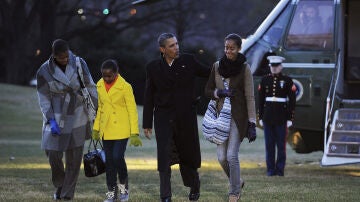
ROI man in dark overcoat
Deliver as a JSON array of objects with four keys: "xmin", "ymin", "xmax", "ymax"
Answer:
[
  {"xmin": 36, "ymin": 39, "xmax": 97, "ymax": 200},
  {"xmin": 143, "ymin": 33, "xmax": 210, "ymax": 202}
]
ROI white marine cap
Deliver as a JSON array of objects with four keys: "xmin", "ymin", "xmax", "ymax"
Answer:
[{"xmin": 267, "ymin": 56, "xmax": 285, "ymax": 65}]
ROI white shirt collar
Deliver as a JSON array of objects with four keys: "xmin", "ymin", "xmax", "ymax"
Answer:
[{"xmin": 168, "ymin": 59, "xmax": 174, "ymax": 67}]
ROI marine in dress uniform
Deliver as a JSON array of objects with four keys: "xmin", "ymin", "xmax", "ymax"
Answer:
[{"xmin": 258, "ymin": 56, "xmax": 296, "ymax": 176}]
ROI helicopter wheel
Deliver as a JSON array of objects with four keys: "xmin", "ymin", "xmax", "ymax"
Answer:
[{"xmin": 287, "ymin": 129, "xmax": 323, "ymax": 153}]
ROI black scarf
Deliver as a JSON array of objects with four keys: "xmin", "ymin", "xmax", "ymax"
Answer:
[
  {"xmin": 218, "ymin": 53, "xmax": 246, "ymax": 78},
  {"xmin": 50, "ymin": 55, "xmax": 67, "ymax": 72}
]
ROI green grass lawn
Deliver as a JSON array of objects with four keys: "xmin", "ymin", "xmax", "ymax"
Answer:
[{"xmin": 0, "ymin": 83, "xmax": 359, "ymax": 202}]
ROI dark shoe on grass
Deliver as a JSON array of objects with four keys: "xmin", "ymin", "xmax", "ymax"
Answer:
[
  {"xmin": 188, "ymin": 184, "xmax": 200, "ymax": 201},
  {"xmin": 188, "ymin": 192, "xmax": 200, "ymax": 201}
]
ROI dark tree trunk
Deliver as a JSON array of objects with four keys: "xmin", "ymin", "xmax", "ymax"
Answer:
[
  {"xmin": 32, "ymin": 0, "xmax": 57, "ymax": 77},
  {"xmin": 0, "ymin": 0, "xmax": 57, "ymax": 85},
  {"xmin": 2, "ymin": 1, "xmax": 29, "ymax": 84}
]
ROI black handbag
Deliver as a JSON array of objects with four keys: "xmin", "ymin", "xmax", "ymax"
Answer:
[{"xmin": 83, "ymin": 139, "xmax": 106, "ymax": 177}]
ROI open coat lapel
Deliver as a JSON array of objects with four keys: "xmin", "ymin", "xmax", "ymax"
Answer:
[
  {"xmin": 48, "ymin": 52, "xmax": 77, "ymax": 87},
  {"xmin": 107, "ymin": 75, "xmax": 125, "ymax": 98},
  {"xmin": 65, "ymin": 54, "xmax": 77, "ymax": 83},
  {"xmin": 97, "ymin": 75, "xmax": 125, "ymax": 104}
]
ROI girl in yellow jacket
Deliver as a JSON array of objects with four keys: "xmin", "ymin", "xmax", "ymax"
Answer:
[{"xmin": 92, "ymin": 59, "xmax": 141, "ymax": 202}]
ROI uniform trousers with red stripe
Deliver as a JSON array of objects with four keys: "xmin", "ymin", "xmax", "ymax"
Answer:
[{"xmin": 263, "ymin": 123, "xmax": 287, "ymax": 176}]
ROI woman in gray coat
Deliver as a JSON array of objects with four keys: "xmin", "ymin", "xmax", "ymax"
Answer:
[{"xmin": 36, "ymin": 39, "xmax": 97, "ymax": 200}]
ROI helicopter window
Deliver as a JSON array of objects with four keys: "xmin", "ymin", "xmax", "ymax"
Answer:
[
  {"xmin": 286, "ymin": 1, "xmax": 334, "ymax": 50},
  {"xmin": 262, "ymin": 5, "xmax": 292, "ymax": 47},
  {"xmin": 248, "ymin": 4, "xmax": 292, "ymax": 76}
]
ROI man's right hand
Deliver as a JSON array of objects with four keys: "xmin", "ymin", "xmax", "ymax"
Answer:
[{"xmin": 143, "ymin": 128, "xmax": 152, "ymax": 140}]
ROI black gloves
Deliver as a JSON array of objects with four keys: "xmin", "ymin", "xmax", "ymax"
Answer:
[
  {"xmin": 217, "ymin": 89, "xmax": 235, "ymax": 98},
  {"xmin": 247, "ymin": 121, "xmax": 256, "ymax": 143}
]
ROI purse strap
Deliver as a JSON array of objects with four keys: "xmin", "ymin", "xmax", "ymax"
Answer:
[
  {"xmin": 76, "ymin": 57, "xmax": 96, "ymax": 123},
  {"xmin": 76, "ymin": 57, "xmax": 86, "ymax": 88},
  {"xmin": 223, "ymin": 79, "xmax": 229, "ymax": 90},
  {"xmin": 87, "ymin": 139, "xmax": 104, "ymax": 152}
]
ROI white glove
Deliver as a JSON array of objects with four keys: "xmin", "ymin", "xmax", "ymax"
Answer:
[
  {"xmin": 287, "ymin": 120, "xmax": 293, "ymax": 128},
  {"xmin": 259, "ymin": 120, "xmax": 263, "ymax": 127}
]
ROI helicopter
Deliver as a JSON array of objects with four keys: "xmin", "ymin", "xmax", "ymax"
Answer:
[
  {"xmin": 242, "ymin": 0, "xmax": 360, "ymax": 166},
  {"xmin": 133, "ymin": 0, "xmax": 360, "ymax": 166}
]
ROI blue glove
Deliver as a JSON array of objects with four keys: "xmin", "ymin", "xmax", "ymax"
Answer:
[
  {"xmin": 247, "ymin": 121, "xmax": 256, "ymax": 143},
  {"xmin": 49, "ymin": 118, "xmax": 61, "ymax": 135},
  {"xmin": 217, "ymin": 89, "xmax": 235, "ymax": 98}
]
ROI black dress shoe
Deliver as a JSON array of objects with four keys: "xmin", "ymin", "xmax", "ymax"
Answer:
[
  {"xmin": 188, "ymin": 186, "xmax": 200, "ymax": 201},
  {"xmin": 161, "ymin": 197, "xmax": 171, "ymax": 202},
  {"xmin": 188, "ymin": 192, "xmax": 200, "ymax": 201},
  {"xmin": 189, "ymin": 179, "xmax": 200, "ymax": 201}
]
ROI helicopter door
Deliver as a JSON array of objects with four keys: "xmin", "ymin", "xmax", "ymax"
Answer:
[
  {"xmin": 345, "ymin": 0, "xmax": 360, "ymax": 83},
  {"xmin": 264, "ymin": 0, "xmax": 335, "ymax": 153}
]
